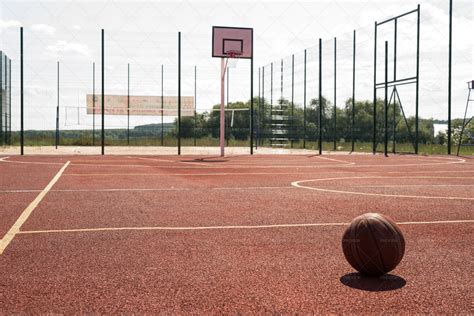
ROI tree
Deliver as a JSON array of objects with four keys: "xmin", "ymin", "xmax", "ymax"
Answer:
[{"xmin": 435, "ymin": 131, "xmax": 447, "ymax": 145}]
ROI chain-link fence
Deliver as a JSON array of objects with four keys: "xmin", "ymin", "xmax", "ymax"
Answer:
[
  {"xmin": 257, "ymin": 1, "xmax": 473, "ymax": 155},
  {"xmin": 1, "ymin": 0, "xmax": 472, "ymax": 155}
]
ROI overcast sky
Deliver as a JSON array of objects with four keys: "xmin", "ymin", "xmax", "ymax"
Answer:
[{"xmin": 1, "ymin": 0, "xmax": 472, "ymax": 130}]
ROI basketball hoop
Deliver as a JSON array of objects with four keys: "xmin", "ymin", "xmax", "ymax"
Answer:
[
  {"xmin": 224, "ymin": 50, "xmax": 242, "ymax": 69},
  {"xmin": 212, "ymin": 26, "xmax": 253, "ymax": 157},
  {"xmin": 225, "ymin": 50, "xmax": 242, "ymax": 59}
]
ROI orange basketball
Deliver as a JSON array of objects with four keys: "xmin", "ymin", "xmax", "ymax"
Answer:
[{"xmin": 342, "ymin": 213, "xmax": 405, "ymax": 276}]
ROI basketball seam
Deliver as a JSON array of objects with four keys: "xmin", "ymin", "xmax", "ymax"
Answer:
[
  {"xmin": 365, "ymin": 217, "xmax": 387, "ymax": 275},
  {"xmin": 352, "ymin": 219, "xmax": 369, "ymax": 274},
  {"xmin": 374, "ymin": 214, "xmax": 405, "ymax": 266}
]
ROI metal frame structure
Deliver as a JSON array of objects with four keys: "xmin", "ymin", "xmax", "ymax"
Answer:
[
  {"xmin": 374, "ymin": 5, "xmax": 420, "ymax": 154},
  {"xmin": 456, "ymin": 81, "xmax": 474, "ymax": 155},
  {"xmin": 0, "ymin": 51, "xmax": 12, "ymax": 146}
]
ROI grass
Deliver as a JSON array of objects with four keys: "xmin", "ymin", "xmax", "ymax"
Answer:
[{"xmin": 4, "ymin": 133, "xmax": 473, "ymax": 155}]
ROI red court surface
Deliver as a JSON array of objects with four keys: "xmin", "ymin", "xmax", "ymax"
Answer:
[{"xmin": 0, "ymin": 154, "xmax": 473, "ymax": 313}]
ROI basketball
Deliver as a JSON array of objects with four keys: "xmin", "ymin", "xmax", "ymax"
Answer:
[{"xmin": 342, "ymin": 213, "xmax": 405, "ymax": 276}]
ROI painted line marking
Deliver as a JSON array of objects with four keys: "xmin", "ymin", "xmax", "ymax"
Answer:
[
  {"xmin": 63, "ymin": 170, "xmax": 474, "ymax": 177},
  {"xmin": 0, "ymin": 186, "xmax": 293, "ymax": 194},
  {"xmin": 0, "ymin": 156, "xmax": 64, "ymax": 165},
  {"xmin": 313, "ymin": 155, "xmax": 355, "ymax": 165},
  {"xmin": 212, "ymin": 186, "xmax": 293, "ymax": 190},
  {"xmin": 0, "ymin": 161, "xmax": 70, "ymax": 255},
  {"xmin": 16, "ymin": 219, "xmax": 474, "ymax": 235},
  {"xmin": 292, "ymin": 176, "xmax": 474, "ymax": 201},
  {"xmin": 64, "ymin": 172, "xmax": 330, "ymax": 176},
  {"xmin": 0, "ymin": 155, "xmax": 467, "ymax": 169},
  {"xmin": 358, "ymin": 184, "xmax": 474, "ymax": 188},
  {"xmin": 1, "ymin": 169, "xmax": 473, "ymax": 188}
]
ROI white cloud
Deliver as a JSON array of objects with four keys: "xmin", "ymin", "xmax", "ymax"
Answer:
[
  {"xmin": 31, "ymin": 24, "xmax": 56, "ymax": 36},
  {"xmin": 46, "ymin": 40, "xmax": 91, "ymax": 59},
  {"xmin": 0, "ymin": 19, "xmax": 22, "ymax": 32},
  {"xmin": 73, "ymin": 25, "xmax": 81, "ymax": 31}
]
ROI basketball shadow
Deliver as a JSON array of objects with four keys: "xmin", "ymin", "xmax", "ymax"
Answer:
[{"xmin": 340, "ymin": 272, "xmax": 406, "ymax": 291}]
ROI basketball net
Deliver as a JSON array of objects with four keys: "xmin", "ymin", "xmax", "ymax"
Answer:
[{"xmin": 225, "ymin": 50, "xmax": 241, "ymax": 69}]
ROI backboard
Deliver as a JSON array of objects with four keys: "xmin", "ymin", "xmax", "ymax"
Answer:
[{"xmin": 212, "ymin": 26, "xmax": 253, "ymax": 59}]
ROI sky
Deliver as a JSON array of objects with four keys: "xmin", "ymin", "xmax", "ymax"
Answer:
[{"xmin": 0, "ymin": 0, "xmax": 473, "ymax": 131}]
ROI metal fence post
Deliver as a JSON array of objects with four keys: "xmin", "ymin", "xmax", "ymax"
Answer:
[
  {"xmin": 177, "ymin": 32, "xmax": 181, "ymax": 155},
  {"xmin": 101, "ymin": 29, "xmax": 105, "ymax": 155},
  {"xmin": 352, "ymin": 30, "xmax": 356, "ymax": 152},
  {"xmin": 333, "ymin": 37, "xmax": 337, "ymax": 151},
  {"xmin": 303, "ymin": 49, "xmax": 307, "ymax": 149},
  {"xmin": 318, "ymin": 38, "xmax": 322, "ymax": 155},
  {"xmin": 20, "ymin": 27, "xmax": 24, "ymax": 155},
  {"xmin": 384, "ymin": 41, "xmax": 389, "ymax": 157}
]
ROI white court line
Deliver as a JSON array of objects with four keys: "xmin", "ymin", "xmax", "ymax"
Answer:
[
  {"xmin": 0, "ymin": 186, "xmax": 293, "ymax": 194},
  {"xmin": 0, "ymin": 157, "xmax": 348, "ymax": 169},
  {"xmin": 313, "ymin": 155, "xmax": 355, "ymax": 165},
  {"xmin": 64, "ymin": 172, "xmax": 328, "ymax": 176},
  {"xmin": 3, "ymin": 169, "xmax": 474, "ymax": 187},
  {"xmin": 0, "ymin": 186, "xmax": 292, "ymax": 194},
  {"xmin": 359, "ymin": 184, "xmax": 474, "ymax": 188},
  {"xmin": 0, "ymin": 161, "xmax": 70, "ymax": 255},
  {"xmin": 16, "ymin": 219, "xmax": 474, "ymax": 235},
  {"xmin": 63, "ymin": 168, "xmax": 473, "ymax": 176},
  {"xmin": 212, "ymin": 186, "xmax": 292, "ymax": 190},
  {"xmin": 292, "ymin": 176, "xmax": 474, "ymax": 201},
  {"xmin": 0, "ymin": 156, "xmax": 64, "ymax": 165},
  {"xmin": 0, "ymin": 155, "xmax": 467, "ymax": 169}
]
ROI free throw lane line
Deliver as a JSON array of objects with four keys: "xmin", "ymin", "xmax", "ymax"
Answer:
[
  {"xmin": 0, "ymin": 161, "xmax": 70, "ymax": 255},
  {"xmin": 292, "ymin": 176, "xmax": 474, "ymax": 201},
  {"xmin": 17, "ymin": 219, "xmax": 474, "ymax": 235}
]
